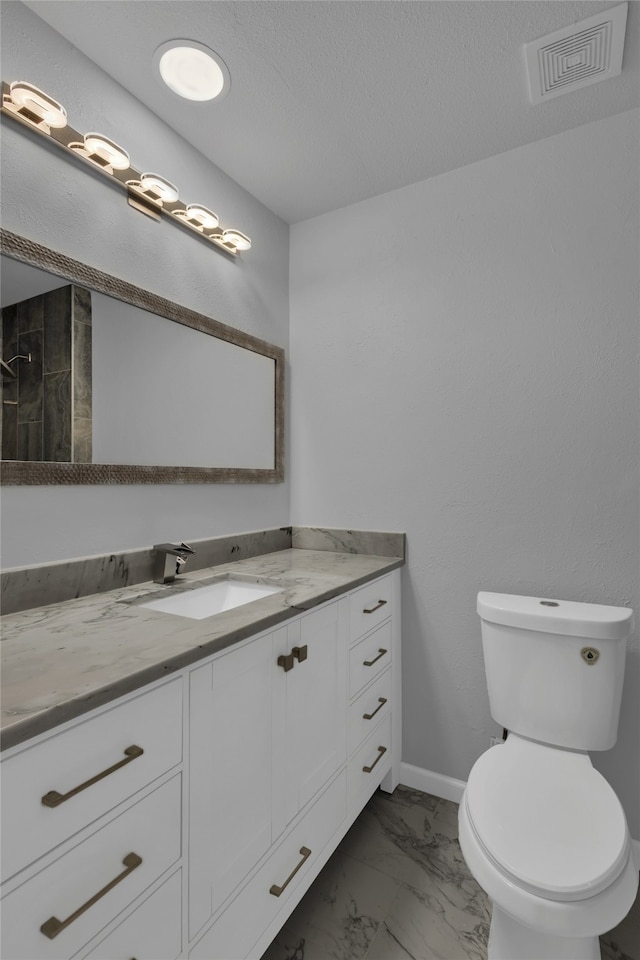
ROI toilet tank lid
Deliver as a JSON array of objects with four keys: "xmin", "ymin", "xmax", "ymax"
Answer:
[{"xmin": 477, "ymin": 592, "xmax": 634, "ymax": 640}]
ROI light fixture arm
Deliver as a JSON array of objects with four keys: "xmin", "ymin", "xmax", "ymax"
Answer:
[{"xmin": 0, "ymin": 80, "xmax": 251, "ymax": 257}]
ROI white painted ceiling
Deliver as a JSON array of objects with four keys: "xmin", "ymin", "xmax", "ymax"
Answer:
[{"xmin": 21, "ymin": 1, "xmax": 640, "ymax": 224}]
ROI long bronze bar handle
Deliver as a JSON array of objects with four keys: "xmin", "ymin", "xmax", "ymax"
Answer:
[
  {"xmin": 363, "ymin": 746, "xmax": 387, "ymax": 774},
  {"xmin": 40, "ymin": 853, "xmax": 142, "ymax": 939},
  {"xmin": 363, "ymin": 648, "xmax": 387, "ymax": 667},
  {"xmin": 277, "ymin": 653, "xmax": 295, "ymax": 672},
  {"xmin": 269, "ymin": 846, "xmax": 312, "ymax": 897},
  {"xmin": 363, "ymin": 697, "xmax": 387, "ymax": 720},
  {"xmin": 363, "ymin": 599, "xmax": 387, "ymax": 614},
  {"xmin": 292, "ymin": 645, "xmax": 308, "ymax": 663},
  {"xmin": 41, "ymin": 746, "xmax": 144, "ymax": 808}
]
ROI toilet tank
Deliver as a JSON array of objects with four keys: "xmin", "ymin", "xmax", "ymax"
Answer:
[{"xmin": 477, "ymin": 593, "xmax": 633, "ymax": 751}]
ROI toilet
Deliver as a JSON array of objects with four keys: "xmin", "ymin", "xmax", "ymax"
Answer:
[{"xmin": 458, "ymin": 592, "xmax": 638, "ymax": 960}]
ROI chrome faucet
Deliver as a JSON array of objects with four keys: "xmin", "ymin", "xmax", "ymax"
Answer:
[{"xmin": 153, "ymin": 542, "xmax": 195, "ymax": 584}]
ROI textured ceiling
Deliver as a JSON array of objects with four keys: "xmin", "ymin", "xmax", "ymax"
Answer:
[{"xmin": 20, "ymin": 1, "xmax": 640, "ymax": 223}]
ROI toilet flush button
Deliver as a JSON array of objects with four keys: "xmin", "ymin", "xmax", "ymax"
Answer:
[{"xmin": 581, "ymin": 647, "xmax": 600, "ymax": 665}]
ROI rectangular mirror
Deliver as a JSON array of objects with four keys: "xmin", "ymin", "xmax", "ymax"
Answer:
[{"xmin": 0, "ymin": 230, "xmax": 284, "ymax": 484}]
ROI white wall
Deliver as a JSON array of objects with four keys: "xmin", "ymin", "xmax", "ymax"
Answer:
[
  {"xmin": 290, "ymin": 110, "xmax": 640, "ymax": 835},
  {"xmin": 0, "ymin": 2, "xmax": 290, "ymax": 565}
]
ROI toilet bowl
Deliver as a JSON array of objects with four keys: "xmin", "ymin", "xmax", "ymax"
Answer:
[
  {"xmin": 459, "ymin": 592, "xmax": 638, "ymax": 960},
  {"xmin": 459, "ymin": 735, "xmax": 638, "ymax": 959}
]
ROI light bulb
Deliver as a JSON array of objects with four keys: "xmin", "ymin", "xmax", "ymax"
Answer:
[
  {"xmin": 83, "ymin": 133, "xmax": 130, "ymax": 170},
  {"xmin": 9, "ymin": 81, "xmax": 67, "ymax": 128},
  {"xmin": 182, "ymin": 204, "xmax": 219, "ymax": 229},
  {"xmin": 222, "ymin": 229, "xmax": 251, "ymax": 251},
  {"xmin": 139, "ymin": 173, "xmax": 180, "ymax": 203}
]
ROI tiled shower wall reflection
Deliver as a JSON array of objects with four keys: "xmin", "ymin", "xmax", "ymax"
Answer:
[{"xmin": 1, "ymin": 285, "xmax": 92, "ymax": 462}]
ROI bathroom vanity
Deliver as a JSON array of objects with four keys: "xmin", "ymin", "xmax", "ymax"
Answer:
[{"xmin": 0, "ymin": 534, "xmax": 403, "ymax": 960}]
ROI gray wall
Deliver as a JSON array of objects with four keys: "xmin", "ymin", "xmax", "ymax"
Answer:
[
  {"xmin": 2, "ymin": 1, "xmax": 638, "ymax": 837},
  {"xmin": 290, "ymin": 109, "xmax": 640, "ymax": 836},
  {"xmin": 0, "ymin": 1, "xmax": 290, "ymax": 564}
]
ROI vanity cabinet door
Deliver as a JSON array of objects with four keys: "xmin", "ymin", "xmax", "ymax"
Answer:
[
  {"xmin": 188, "ymin": 632, "xmax": 275, "ymax": 941},
  {"xmin": 272, "ymin": 599, "xmax": 348, "ymax": 839}
]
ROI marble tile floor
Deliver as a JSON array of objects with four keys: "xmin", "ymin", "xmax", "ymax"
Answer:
[{"xmin": 261, "ymin": 786, "xmax": 640, "ymax": 960}]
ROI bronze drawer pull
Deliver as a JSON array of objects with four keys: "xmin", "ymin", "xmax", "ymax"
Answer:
[
  {"xmin": 269, "ymin": 846, "xmax": 312, "ymax": 897},
  {"xmin": 277, "ymin": 653, "xmax": 295, "ymax": 672},
  {"xmin": 363, "ymin": 599, "xmax": 387, "ymax": 614},
  {"xmin": 363, "ymin": 648, "xmax": 387, "ymax": 667},
  {"xmin": 41, "ymin": 745, "xmax": 144, "ymax": 808},
  {"xmin": 363, "ymin": 745, "xmax": 387, "ymax": 773},
  {"xmin": 40, "ymin": 852, "xmax": 142, "ymax": 939},
  {"xmin": 292, "ymin": 645, "xmax": 308, "ymax": 663},
  {"xmin": 363, "ymin": 697, "xmax": 387, "ymax": 720}
]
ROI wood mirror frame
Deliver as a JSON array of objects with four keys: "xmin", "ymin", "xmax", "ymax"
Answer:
[{"xmin": 0, "ymin": 229, "xmax": 284, "ymax": 484}]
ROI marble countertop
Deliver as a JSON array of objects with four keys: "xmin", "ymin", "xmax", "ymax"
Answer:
[{"xmin": 1, "ymin": 548, "xmax": 403, "ymax": 751}]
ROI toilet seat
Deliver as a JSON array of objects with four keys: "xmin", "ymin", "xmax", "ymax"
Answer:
[{"xmin": 465, "ymin": 735, "xmax": 630, "ymax": 902}]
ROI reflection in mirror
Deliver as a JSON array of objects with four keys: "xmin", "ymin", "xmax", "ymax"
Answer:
[
  {"xmin": 0, "ymin": 231, "xmax": 284, "ymax": 484},
  {"xmin": 1, "ymin": 265, "xmax": 92, "ymax": 462},
  {"xmin": 91, "ymin": 293, "xmax": 275, "ymax": 468}
]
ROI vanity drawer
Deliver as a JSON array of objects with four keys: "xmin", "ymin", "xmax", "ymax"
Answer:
[
  {"xmin": 1, "ymin": 774, "xmax": 182, "ymax": 960},
  {"xmin": 81, "ymin": 869, "xmax": 182, "ymax": 960},
  {"xmin": 349, "ymin": 715, "xmax": 392, "ymax": 815},
  {"xmin": 1, "ymin": 678, "xmax": 182, "ymax": 882},
  {"xmin": 349, "ymin": 620, "xmax": 392, "ymax": 699},
  {"xmin": 349, "ymin": 575, "xmax": 392, "ymax": 643},
  {"xmin": 190, "ymin": 769, "xmax": 347, "ymax": 960},
  {"xmin": 349, "ymin": 668, "xmax": 392, "ymax": 755}
]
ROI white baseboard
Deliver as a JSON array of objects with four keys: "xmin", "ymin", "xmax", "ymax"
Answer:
[
  {"xmin": 399, "ymin": 762, "xmax": 640, "ymax": 871},
  {"xmin": 399, "ymin": 762, "xmax": 466, "ymax": 804}
]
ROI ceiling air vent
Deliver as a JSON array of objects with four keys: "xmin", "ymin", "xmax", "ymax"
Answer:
[{"xmin": 525, "ymin": 2, "xmax": 628, "ymax": 103}]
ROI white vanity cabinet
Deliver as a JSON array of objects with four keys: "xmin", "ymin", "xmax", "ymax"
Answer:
[
  {"xmin": 0, "ymin": 568, "xmax": 401, "ymax": 960},
  {"xmin": 1, "ymin": 677, "xmax": 183, "ymax": 882},
  {"xmin": 81, "ymin": 869, "xmax": 183, "ymax": 960},
  {"xmin": 189, "ymin": 596, "xmax": 348, "ymax": 940},
  {"xmin": 0, "ymin": 679, "xmax": 184, "ymax": 960},
  {"xmin": 346, "ymin": 576, "xmax": 396, "ymax": 817},
  {"xmin": 188, "ymin": 629, "xmax": 275, "ymax": 939},
  {"xmin": 271, "ymin": 598, "xmax": 348, "ymax": 836},
  {"xmin": 189, "ymin": 572, "xmax": 400, "ymax": 960}
]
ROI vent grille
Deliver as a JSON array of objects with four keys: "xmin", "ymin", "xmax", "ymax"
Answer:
[{"xmin": 525, "ymin": 3, "xmax": 628, "ymax": 103}]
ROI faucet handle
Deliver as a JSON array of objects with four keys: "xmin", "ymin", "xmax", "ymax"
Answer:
[
  {"xmin": 175, "ymin": 543, "xmax": 195, "ymax": 565},
  {"xmin": 153, "ymin": 541, "xmax": 195, "ymax": 557}
]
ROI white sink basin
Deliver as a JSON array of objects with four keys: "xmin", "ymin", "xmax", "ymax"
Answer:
[{"xmin": 140, "ymin": 578, "xmax": 283, "ymax": 620}]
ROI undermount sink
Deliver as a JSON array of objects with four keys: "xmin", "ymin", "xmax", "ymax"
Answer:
[{"xmin": 140, "ymin": 577, "xmax": 283, "ymax": 620}]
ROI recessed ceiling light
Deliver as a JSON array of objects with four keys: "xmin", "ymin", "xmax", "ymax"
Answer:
[{"xmin": 154, "ymin": 40, "xmax": 230, "ymax": 102}]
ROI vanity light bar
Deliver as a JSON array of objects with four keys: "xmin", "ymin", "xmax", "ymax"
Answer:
[{"xmin": 1, "ymin": 80, "xmax": 251, "ymax": 257}]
